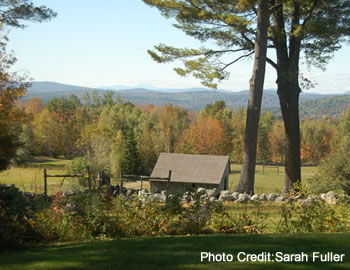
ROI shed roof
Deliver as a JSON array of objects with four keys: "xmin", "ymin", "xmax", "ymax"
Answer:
[{"xmin": 151, "ymin": 153, "xmax": 229, "ymax": 185}]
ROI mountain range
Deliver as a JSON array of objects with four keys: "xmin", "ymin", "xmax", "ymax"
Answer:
[{"xmin": 24, "ymin": 81, "xmax": 350, "ymax": 119}]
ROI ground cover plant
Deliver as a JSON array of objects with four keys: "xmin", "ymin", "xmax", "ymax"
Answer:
[{"xmin": 1, "ymin": 233, "xmax": 350, "ymax": 270}]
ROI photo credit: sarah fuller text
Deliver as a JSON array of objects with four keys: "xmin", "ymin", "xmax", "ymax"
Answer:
[{"xmin": 200, "ymin": 251, "xmax": 345, "ymax": 263}]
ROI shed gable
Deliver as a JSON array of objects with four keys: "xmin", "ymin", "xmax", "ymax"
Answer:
[{"xmin": 151, "ymin": 153, "xmax": 229, "ymax": 185}]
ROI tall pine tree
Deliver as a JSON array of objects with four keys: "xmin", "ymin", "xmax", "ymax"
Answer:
[{"xmin": 120, "ymin": 129, "xmax": 142, "ymax": 175}]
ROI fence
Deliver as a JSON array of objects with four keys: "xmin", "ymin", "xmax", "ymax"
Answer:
[
  {"xmin": 121, "ymin": 170, "xmax": 172, "ymax": 203},
  {"xmin": 43, "ymin": 166, "xmax": 90, "ymax": 199}
]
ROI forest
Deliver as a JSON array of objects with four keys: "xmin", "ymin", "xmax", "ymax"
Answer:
[{"xmin": 10, "ymin": 93, "xmax": 350, "ymax": 179}]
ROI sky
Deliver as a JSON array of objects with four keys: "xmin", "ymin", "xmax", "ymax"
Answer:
[{"xmin": 6, "ymin": 0, "xmax": 350, "ymax": 94}]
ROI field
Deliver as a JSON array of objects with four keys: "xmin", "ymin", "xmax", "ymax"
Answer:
[
  {"xmin": 1, "ymin": 233, "xmax": 349, "ymax": 269},
  {"xmin": 0, "ymin": 159, "xmax": 318, "ymax": 195},
  {"xmin": 229, "ymin": 164, "xmax": 317, "ymax": 194},
  {"xmin": 0, "ymin": 158, "xmax": 73, "ymax": 195}
]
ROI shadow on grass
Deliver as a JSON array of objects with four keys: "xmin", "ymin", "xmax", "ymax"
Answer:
[{"xmin": 1, "ymin": 233, "xmax": 350, "ymax": 270}]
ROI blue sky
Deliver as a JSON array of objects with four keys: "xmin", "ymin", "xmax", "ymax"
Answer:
[{"xmin": 7, "ymin": 0, "xmax": 350, "ymax": 94}]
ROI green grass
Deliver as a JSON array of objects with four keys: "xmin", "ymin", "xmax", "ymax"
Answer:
[
  {"xmin": 26, "ymin": 157, "xmax": 71, "ymax": 169},
  {"xmin": 229, "ymin": 164, "xmax": 318, "ymax": 194},
  {"xmin": 0, "ymin": 162, "xmax": 318, "ymax": 195},
  {"xmin": 1, "ymin": 233, "xmax": 349, "ymax": 269},
  {"xmin": 0, "ymin": 158, "xmax": 75, "ymax": 195}
]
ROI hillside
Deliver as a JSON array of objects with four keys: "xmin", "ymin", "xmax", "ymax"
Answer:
[
  {"xmin": 23, "ymin": 81, "xmax": 349, "ymax": 117},
  {"xmin": 299, "ymin": 95, "xmax": 350, "ymax": 119}
]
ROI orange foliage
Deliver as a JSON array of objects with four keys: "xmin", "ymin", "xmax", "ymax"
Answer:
[{"xmin": 176, "ymin": 118, "xmax": 232, "ymax": 155}]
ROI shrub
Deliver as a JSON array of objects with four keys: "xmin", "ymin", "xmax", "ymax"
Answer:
[
  {"xmin": 276, "ymin": 199, "xmax": 349, "ymax": 233},
  {"xmin": 205, "ymin": 202, "xmax": 267, "ymax": 234},
  {"xmin": 306, "ymin": 152, "xmax": 350, "ymax": 194},
  {"xmin": 0, "ymin": 185, "xmax": 41, "ymax": 249}
]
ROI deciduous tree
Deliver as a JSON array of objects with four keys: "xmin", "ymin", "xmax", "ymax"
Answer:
[
  {"xmin": 176, "ymin": 118, "xmax": 232, "ymax": 155},
  {"xmin": 143, "ymin": 0, "xmax": 350, "ymax": 192}
]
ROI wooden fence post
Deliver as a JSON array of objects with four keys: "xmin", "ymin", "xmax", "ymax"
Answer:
[
  {"xmin": 44, "ymin": 169, "xmax": 48, "ymax": 200},
  {"xmin": 166, "ymin": 170, "xmax": 172, "ymax": 204},
  {"xmin": 262, "ymin": 164, "xmax": 265, "ymax": 175},
  {"xmin": 120, "ymin": 169, "xmax": 123, "ymax": 195},
  {"xmin": 87, "ymin": 166, "xmax": 91, "ymax": 191}
]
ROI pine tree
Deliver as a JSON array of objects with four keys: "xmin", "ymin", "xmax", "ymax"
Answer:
[{"xmin": 120, "ymin": 130, "xmax": 142, "ymax": 175}]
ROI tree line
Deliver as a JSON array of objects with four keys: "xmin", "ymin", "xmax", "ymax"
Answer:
[{"xmin": 8, "ymin": 96, "xmax": 349, "ymax": 178}]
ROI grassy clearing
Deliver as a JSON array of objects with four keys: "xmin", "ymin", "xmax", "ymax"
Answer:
[
  {"xmin": 229, "ymin": 164, "xmax": 318, "ymax": 194},
  {"xmin": 0, "ymin": 158, "xmax": 75, "ymax": 195},
  {"xmin": 0, "ymin": 162, "xmax": 318, "ymax": 195},
  {"xmin": 1, "ymin": 233, "xmax": 349, "ymax": 269}
]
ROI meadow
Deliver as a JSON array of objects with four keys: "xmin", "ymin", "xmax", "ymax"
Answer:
[
  {"xmin": 0, "ymin": 158, "xmax": 73, "ymax": 195},
  {"xmin": 0, "ymin": 159, "xmax": 318, "ymax": 195}
]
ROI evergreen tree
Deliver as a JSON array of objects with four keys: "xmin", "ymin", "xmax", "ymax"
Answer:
[
  {"xmin": 143, "ymin": 0, "xmax": 350, "ymax": 192},
  {"xmin": 120, "ymin": 130, "xmax": 142, "ymax": 175}
]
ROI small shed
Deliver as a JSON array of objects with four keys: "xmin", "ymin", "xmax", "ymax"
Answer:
[{"xmin": 150, "ymin": 153, "xmax": 230, "ymax": 194}]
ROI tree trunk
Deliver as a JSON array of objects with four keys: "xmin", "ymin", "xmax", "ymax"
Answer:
[
  {"xmin": 234, "ymin": 0, "xmax": 269, "ymax": 194},
  {"xmin": 278, "ymin": 81, "xmax": 302, "ymax": 193}
]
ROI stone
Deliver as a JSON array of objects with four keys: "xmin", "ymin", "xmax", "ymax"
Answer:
[
  {"xmin": 63, "ymin": 190, "xmax": 75, "ymax": 197},
  {"xmin": 219, "ymin": 191, "xmax": 235, "ymax": 201},
  {"xmin": 149, "ymin": 193, "xmax": 162, "ymax": 202},
  {"xmin": 200, "ymin": 194, "xmax": 209, "ymax": 202},
  {"xmin": 207, "ymin": 188, "xmax": 219, "ymax": 198},
  {"xmin": 320, "ymin": 193, "xmax": 327, "ymax": 200},
  {"xmin": 220, "ymin": 190, "xmax": 232, "ymax": 196},
  {"xmin": 197, "ymin": 187, "xmax": 206, "ymax": 196},
  {"xmin": 183, "ymin": 193, "xmax": 192, "ymax": 202},
  {"xmin": 209, "ymin": 197, "xmax": 216, "ymax": 202},
  {"xmin": 0, "ymin": 184, "xmax": 16, "ymax": 189},
  {"xmin": 259, "ymin": 194, "xmax": 268, "ymax": 201},
  {"xmin": 326, "ymin": 191, "xmax": 335, "ymax": 197},
  {"xmin": 232, "ymin": 192, "xmax": 239, "ymax": 200},
  {"xmin": 268, "ymin": 193, "xmax": 279, "ymax": 201},
  {"xmin": 138, "ymin": 189, "xmax": 149, "ymax": 196},
  {"xmin": 251, "ymin": 194, "xmax": 259, "ymax": 201},
  {"xmin": 126, "ymin": 188, "xmax": 136, "ymax": 197},
  {"xmin": 275, "ymin": 195, "xmax": 287, "ymax": 202},
  {"xmin": 237, "ymin": 193, "xmax": 249, "ymax": 203},
  {"xmin": 325, "ymin": 195, "xmax": 338, "ymax": 205},
  {"xmin": 306, "ymin": 195, "xmax": 315, "ymax": 202}
]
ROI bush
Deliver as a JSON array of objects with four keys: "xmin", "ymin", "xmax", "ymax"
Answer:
[
  {"xmin": 277, "ymin": 199, "xmax": 350, "ymax": 233},
  {"xmin": 0, "ymin": 185, "xmax": 41, "ymax": 249},
  {"xmin": 34, "ymin": 191, "xmax": 125, "ymax": 241},
  {"xmin": 205, "ymin": 202, "xmax": 267, "ymax": 234},
  {"xmin": 306, "ymin": 152, "xmax": 350, "ymax": 194}
]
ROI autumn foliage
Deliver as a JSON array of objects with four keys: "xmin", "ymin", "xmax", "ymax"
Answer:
[{"xmin": 176, "ymin": 118, "xmax": 231, "ymax": 155}]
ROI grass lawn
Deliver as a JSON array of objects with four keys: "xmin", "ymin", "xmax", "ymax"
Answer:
[
  {"xmin": 1, "ymin": 233, "xmax": 349, "ymax": 269},
  {"xmin": 229, "ymin": 164, "xmax": 318, "ymax": 194},
  {"xmin": 0, "ymin": 158, "xmax": 74, "ymax": 195},
  {"xmin": 0, "ymin": 162, "xmax": 318, "ymax": 195}
]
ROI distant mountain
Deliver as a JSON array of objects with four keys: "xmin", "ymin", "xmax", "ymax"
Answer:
[
  {"xmin": 299, "ymin": 95, "xmax": 350, "ymax": 119},
  {"xmin": 99, "ymin": 84, "xmax": 228, "ymax": 93},
  {"xmin": 25, "ymin": 81, "xmax": 348, "ymax": 117},
  {"xmin": 28, "ymin": 81, "xmax": 95, "ymax": 93}
]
